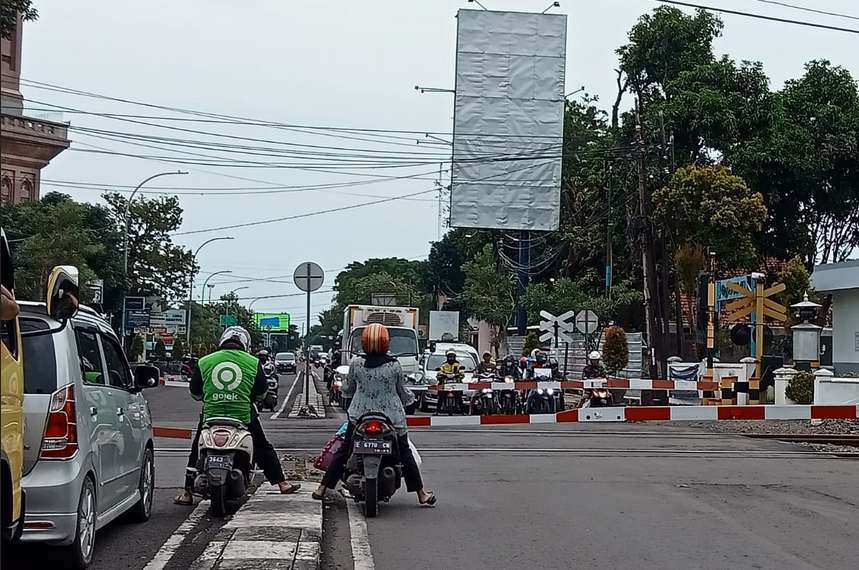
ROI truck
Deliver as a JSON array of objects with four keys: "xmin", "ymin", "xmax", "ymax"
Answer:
[{"xmin": 341, "ymin": 305, "xmax": 420, "ymax": 374}]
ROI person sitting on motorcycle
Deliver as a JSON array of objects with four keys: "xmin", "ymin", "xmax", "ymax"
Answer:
[
  {"xmin": 313, "ymin": 323, "xmax": 436, "ymax": 506},
  {"xmin": 175, "ymin": 327, "xmax": 300, "ymax": 506},
  {"xmin": 548, "ymin": 357, "xmax": 563, "ymax": 380},
  {"xmin": 526, "ymin": 351, "xmax": 550, "ymax": 379},
  {"xmin": 474, "ymin": 351, "xmax": 497, "ymax": 376},
  {"xmin": 499, "ymin": 355, "xmax": 521, "ymax": 380},
  {"xmin": 578, "ymin": 351, "xmax": 608, "ymax": 408},
  {"xmin": 436, "ymin": 350, "xmax": 465, "ymax": 414}
]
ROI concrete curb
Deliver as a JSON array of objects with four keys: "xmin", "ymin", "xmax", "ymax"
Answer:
[
  {"xmin": 189, "ymin": 486, "xmax": 322, "ymax": 570},
  {"xmin": 288, "ymin": 370, "xmax": 326, "ymax": 419}
]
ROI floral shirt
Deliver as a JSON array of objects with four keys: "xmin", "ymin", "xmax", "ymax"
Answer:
[{"xmin": 342, "ymin": 358, "xmax": 415, "ymax": 434}]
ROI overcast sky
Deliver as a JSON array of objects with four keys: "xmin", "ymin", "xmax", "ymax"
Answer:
[{"xmin": 20, "ymin": 0, "xmax": 859, "ymax": 330}]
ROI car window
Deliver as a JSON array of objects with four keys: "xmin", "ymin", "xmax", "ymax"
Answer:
[
  {"xmin": 101, "ymin": 334, "xmax": 132, "ymax": 389},
  {"xmin": 20, "ymin": 318, "xmax": 58, "ymax": 394},
  {"xmin": 76, "ymin": 330, "xmax": 105, "ymax": 385}
]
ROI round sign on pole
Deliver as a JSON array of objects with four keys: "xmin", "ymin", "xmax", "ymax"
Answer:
[
  {"xmin": 293, "ymin": 261, "xmax": 324, "ymax": 292},
  {"xmin": 575, "ymin": 309, "xmax": 599, "ymax": 335}
]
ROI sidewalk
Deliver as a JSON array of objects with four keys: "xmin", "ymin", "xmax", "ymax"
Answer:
[
  {"xmin": 189, "ymin": 486, "xmax": 322, "ymax": 570},
  {"xmin": 288, "ymin": 369, "xmax": 326, "ymax": 418}
]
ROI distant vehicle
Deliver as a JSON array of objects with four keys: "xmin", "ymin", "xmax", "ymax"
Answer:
[
  {"xmin": 431, "ymin": 342, "xmax": 479, "ymax": 365},
  {"xmin": 18, "ymin": 301, "xmax": 161, "ymax": 569},
  {"xmin": 274, "ymin": 352, "xmax": 296, "ymax": 374},
  {"xmin": 416, "ymin": 351, "xmax": 477, "ymax": 412},
  {"xmin": 342, "ymin": 305, "xmax": 420, "ymax": 375}
]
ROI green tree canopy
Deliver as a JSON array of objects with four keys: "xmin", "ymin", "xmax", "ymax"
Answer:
[
  {"xmin": 1, "ymin": 0, "xmax": 37, "ymax": 39},
  {"xmin": 460, "ymin": 245, "xmax": 516, "ymax": 354}
]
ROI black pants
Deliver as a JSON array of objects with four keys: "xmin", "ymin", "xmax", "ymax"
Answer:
[
  {"xmin": 321, "ymin": 423, "xmax": 423, "ymax": 493},
  {"xmin": 184, "ymin": 410, "xmax": 285, "ymax": 491}
]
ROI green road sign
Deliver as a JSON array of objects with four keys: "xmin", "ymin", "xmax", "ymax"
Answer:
[
  {"xmin": 220, "ymin": 315, "xmax": 237, "ymax": 326},
  {"xmin": 253, "ymin": 312, "xmax": 291, "ymax": 331}
]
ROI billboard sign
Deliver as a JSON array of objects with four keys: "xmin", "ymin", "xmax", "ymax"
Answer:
[
  {"xmin": 253, "ymin": 312, "xmax": 291, "ymax": 332},
  {"xmin": 449, "ymin": 9, "xmax": 567, "ymax": 231}
]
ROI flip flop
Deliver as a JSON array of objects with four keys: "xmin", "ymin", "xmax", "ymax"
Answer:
[
  {"xmin": 312, "ymin": 490, "xmax": 326, "ymax": 501},
  {"xmin": 419, "ymin": 492, "xmax": 437, "ymax": 507},
  {"xmin": 174, "ymin": 497, "xmax": 194, "ymax": 506},
  {"xmin": 280, "ymin": 482, "xmax": 302, "ymax": 494}
]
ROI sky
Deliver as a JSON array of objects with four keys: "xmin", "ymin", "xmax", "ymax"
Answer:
[{"xmin": 19, "ymin": 0, "xmax": 859, "ymax": 331}]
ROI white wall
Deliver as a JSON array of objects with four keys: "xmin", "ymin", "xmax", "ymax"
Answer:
[{"xmin": 832, "ymin": 290, "xmax": 859, "ymax": 374}]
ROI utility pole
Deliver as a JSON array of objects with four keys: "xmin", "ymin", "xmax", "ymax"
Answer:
[
  {"xmin": 516, "ymin": 229, "xmax": 531, "ymax": 336},
  {"xmin": 635, "ymin": 100, "xmax": 663, "ymax": 380},
  {"xmin": 606, "ymin": 163, "xmax": 613, "ymax": 300}
]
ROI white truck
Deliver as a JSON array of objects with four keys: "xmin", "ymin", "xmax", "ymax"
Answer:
[{"xmin": 342, "ymin": 305, "xmax": 421, "ymax": 374}]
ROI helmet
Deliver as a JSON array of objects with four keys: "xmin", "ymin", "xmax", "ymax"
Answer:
[
  {"xmin": 535, "ymin": 351, "xmax": 548, "ymax": 364},
  {"xmin": 589, "ymin": 351, "xmax": 601, "ymax": 360},
  {"xmin": 219, "ymin": 326, "xmax": 251, "ymax": 352},
  {"xmin": 445, "ymin": 349, "xmax": 457, "ymax": 358},
  {"xmin": 505, "ymin": 355, "xmax": 515, "ymax": 363},
  {"xmin": 361, "ymin": 323, "xmax": 390, "ymax": 354},
  {"xmin": 256, "ymin": 349, "xmax": 270, "ymax": 360}
]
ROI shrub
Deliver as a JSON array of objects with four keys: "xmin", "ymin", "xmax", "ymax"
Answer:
[
  {"xmin": 153, "ymin": 338, "xmax": 167, "ymax": 360},
  {"xmin": 785, "ymin": 370, "xmax": 815, "ymax": 404},
  {"xmin": 522, "ymin": 331, "xmax": 540, "ymax": 356},
  {"xmin": 603, "ymin": 326, "xmax": 629, "ymax": 375}
]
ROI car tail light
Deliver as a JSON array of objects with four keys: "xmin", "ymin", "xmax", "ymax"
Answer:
[
  {"xmin": 213, "ymin": 430, "xmax": 231, "ymax": 447},
  {"xmin": 365, "ymin": 420, "xmax": 383, "ymax": 434},
  {"xmin": 41, "ymin": 385, "xmax": 78, "ymax": 459}
]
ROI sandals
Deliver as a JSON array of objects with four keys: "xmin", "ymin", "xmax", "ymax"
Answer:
[
  {"xmin": 174, "ymin": 496, "xmax": 194, "ymax": 506},
  {"xmin": 312, "ymin": 490, "xmax": 326, "ymax": 500},
  {"xmin": 419, "ymin": 492, "xmax": 437, "ymax": 507},
  {"xmin": 280, "ymin": 482, "xmax": 302, "ymax": 494}
]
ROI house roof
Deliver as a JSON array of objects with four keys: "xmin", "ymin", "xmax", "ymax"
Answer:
[{"xmin": 812, "ymin": 259, "xmax": 859, "ymax": 293}]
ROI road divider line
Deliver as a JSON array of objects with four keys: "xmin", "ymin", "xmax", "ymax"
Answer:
[
  {"xmin": 272, "ymin": 371, "xmax": 303, "ymax": 419},
  {"xmin": 143, "ymin": 502, "xmax": 208, "ymax": 570},
  {"xmin": 346, "ymin": 500, "xmax": 376, "ymax": 570}
]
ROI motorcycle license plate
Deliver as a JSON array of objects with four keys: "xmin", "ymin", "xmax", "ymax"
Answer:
[
  {"xmin": 354, "ymin": 440, "xmax": 392, "ymax": 454},
  {"xmin": 205, "ymin": 455, "xmax": 233, "ymax": 469}
]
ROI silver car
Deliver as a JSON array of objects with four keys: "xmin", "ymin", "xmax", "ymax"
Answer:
[{"xmin": 18, "ymin": 302, "xmax": 160, "ymax": 569}]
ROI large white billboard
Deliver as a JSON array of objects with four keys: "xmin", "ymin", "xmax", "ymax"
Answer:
[{"xmin": 450, "ymin": 9, "xmax": 567, "ymax": 231}]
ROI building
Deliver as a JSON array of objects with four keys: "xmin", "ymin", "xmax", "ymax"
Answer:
[
  {"xmin": 1, "ymin": 14, "xmax": 69, "ymax": 205},
  {"xmin": 812, "ymin": 259, "xmax": 859, "ymax": 374}
]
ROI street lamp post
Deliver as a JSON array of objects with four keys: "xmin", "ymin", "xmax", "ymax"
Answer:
[
  {"xmin": 186, "ymin": 239, "xmax": 233, "ymax": 352},
  {"xmin": 248, "ymin": 297, "xmax": 263, "ymax": 312},
  {"xmin": 120, "ymin": 171, "xmax": 187, "ymax": 348}
]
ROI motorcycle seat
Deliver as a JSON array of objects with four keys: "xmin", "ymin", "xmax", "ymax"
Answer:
[
  {"xmin": 356, "ymin": 411, "xmax": 394, "ymax": 425},
  {"xmin": 204, "ymin": 417, "xmax": 248, "ymax": 429}
]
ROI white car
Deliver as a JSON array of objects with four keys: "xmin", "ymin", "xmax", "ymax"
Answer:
[{"xmin": 416, "ymin": 352, "xmax": 477, "ymax": 412}]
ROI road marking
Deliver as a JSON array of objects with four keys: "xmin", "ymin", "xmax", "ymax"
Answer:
[
  {"xmin": 142, "ymin": 502, "xmax": 208, "ymax": 570},
  {"xmin": 347, "ymin": 500, "xmax": 376, "ymax": 570},
  {"xmin": 271, "ymin": 371, "xmax": 302, "ymax": 419}
]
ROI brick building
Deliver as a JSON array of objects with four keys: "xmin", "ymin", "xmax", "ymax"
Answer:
[{"xmin": 1, "ymin": 14, "xmax": 69, "ymax": 205}]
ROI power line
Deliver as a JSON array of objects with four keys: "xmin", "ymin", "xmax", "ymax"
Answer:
[
  {"xmin": 744, "ymin": 0, "xmax": 859, "ymax": 22},
  {"xmin": 653, "ymin": 0, "xmax": 859, "ymax": 33}
]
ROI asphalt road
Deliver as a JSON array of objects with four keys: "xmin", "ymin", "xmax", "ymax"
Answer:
[{"xmin": 7, "ymin": 373, "xmax": 857, "ymax": 570}]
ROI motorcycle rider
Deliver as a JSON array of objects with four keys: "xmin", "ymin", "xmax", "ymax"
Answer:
[
  {"xmin": 526, "ymin": 351, "xmax": 550, "ymax": 379},
  {"xmin": 499, "ymin": 355, "xmax": 521, "ymax": 380},
  {"xmin": 175, "ymin": 326, "xmax": 300, "ymax": 506},
  {"xmin": 436, "ymin": 349, "xmax": 465, "ymax": 415},
  {"xmin": 474, "ymin": 351, "xmax": 497, "ymax": 375},
  {"xmin": 578, "ymin": 351, "xmax": 608, "ymax": 408}
]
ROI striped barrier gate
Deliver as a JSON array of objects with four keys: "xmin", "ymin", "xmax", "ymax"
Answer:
[{"xmin": 406, "ymin": 379, "xmax": 721, "ymax": 391}]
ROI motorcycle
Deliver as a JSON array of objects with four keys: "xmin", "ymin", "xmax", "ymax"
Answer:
[
  {"xmin": 526, "ymin": 368, "xmax": 558, "ymax": 414},
  {"xmin": 194, "ymin": 417, "xmax": 254, "ymax": 517},
  {"xmin": 256, "ymin": 362, "xmax": 279, "ymax": 412},
  {"xmin": 341, "ymin": 413, "xmax": 402, "ymax": 518},
  {"xmin": 434, "ymin": 371, "xmax": 465, "ymax": 415},
  {"xmin": 498, "ymin": 375, "xmax": 522, "ymax": 414},
  {"xmin": 469, "ymin": 372, "xmax": 498, "ymax": 415},
  {"xmin": 581, "ymin": 378, "xmax": 614, "ymax": 408}
]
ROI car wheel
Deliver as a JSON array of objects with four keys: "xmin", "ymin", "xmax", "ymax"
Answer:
[
  {"xmin": 61, "ymin": 477, "xmax": 97, "ymax": 570},
  {"xmin": 124, "ymin": 448, "xmax": 155, "ymax": 523}
]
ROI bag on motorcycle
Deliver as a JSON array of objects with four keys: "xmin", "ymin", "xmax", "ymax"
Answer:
[
  {"xmin": 314, "ymin": 432, "xmax": 344, "ymax": 471},
  {"xmin": 409, "ymin": 439, "xmax": 422, "ymax": 468}
]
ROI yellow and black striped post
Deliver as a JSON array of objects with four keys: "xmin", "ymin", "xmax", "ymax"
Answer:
[
  {"xmin": 720, "ymin": 375, "xmax": 736, "ymax": 405},
  {"xmin": 749, "ymin": 377, "xmax": 761, "ymax": 405}
]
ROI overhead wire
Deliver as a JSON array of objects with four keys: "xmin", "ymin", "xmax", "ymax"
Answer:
[
  {"xmin": 653, "ymin": 0, "xmax": 859, "ymax": 33},
  {"xmin": 743, "ymin": 0, "xmax": 859, "ymax": 22}
]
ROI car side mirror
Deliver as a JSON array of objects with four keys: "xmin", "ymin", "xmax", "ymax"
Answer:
[
  {"xmin": 133, "ymin": 365, "xmax": 161, "ymax": 390},
  {"xmin": 435, "ymin": 367, "xmax": 441, "ymax": 372},
  {"xmin": 46, "ymin": 265, "xmax": 80, "ymax": 320}
]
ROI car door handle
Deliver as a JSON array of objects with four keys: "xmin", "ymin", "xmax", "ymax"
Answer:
[
  {"xmin": 90, "ymin": 406, "xmax": 98, "ymax": 417},
  {"xmin": 116, "ymin": 407, "xmax": 125, "ymax": 417}
]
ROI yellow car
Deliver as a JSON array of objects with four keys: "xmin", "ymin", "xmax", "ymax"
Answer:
[{"xmin": 2, "ymin": 228, "xmax": 79, "ymax": 544}]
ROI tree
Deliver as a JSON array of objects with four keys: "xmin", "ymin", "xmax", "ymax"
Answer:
[
  {"xmin": 459, "ymin": 245, "xmax": 516, "ymax": 355},
  {"xmin": 171, "ymin": 337, "xmax": 185, "ymax": 359},
  {"xmin": 653, "ymin": 165, "xmax": 767, "ymax": 265},
  {"xmin": 603, "ymin": 326, "xmax": 629, "ymax": 375},
  {"xmin": 153, "ymin": 338, "xmax": 167, "ymax": 360},
  {"xmin": 674, "ymin": 244, "xmax": 706, "ymax": 354},
  {"xmin": 522, "ymin": 332, "xmax": 540, "ymax": 356},
  {"xmin": 104, "ymin": 192, "xmax": 196, "ymax": 302},
  {"xmin": 129, "ymin": 335, "xmax": 145, "ymax": 361},
  {"xmin": 1, "ymin": 0, "xmax": 37, "ymax": 39}
]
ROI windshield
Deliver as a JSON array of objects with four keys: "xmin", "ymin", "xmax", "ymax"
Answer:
[
  {"xmin": 275, "ymin": 353, "xmax": 295, "ymax": 361},
  {"xmin": 426, "ymin": 353, "xmax": 476, "ymax": 372},
  {"xmin": 350, "ymin": 327, "xmax": 419, "ymax": 357}
]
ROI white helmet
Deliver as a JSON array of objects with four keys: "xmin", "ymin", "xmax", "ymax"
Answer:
[
  {"xmin": 589, "ymin": 351, "xmax": 601, "ymax": 360},
  {"xmin": 219, "ymin": 326, "xmax": 251, "ymax": 352}
]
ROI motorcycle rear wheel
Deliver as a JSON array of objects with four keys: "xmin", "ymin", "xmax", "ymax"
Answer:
[
  {"xmin": 363, "ymin": 478, "xmax": 378, "ymax": 518},
  {"xmin": 211, "ymin": 484, "xmax": 227, "ymax": 518}
]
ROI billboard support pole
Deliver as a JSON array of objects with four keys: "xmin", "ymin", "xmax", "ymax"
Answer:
[{"xmin": 516, "ymin": 229, "xmax": 530, "ymax": 336}]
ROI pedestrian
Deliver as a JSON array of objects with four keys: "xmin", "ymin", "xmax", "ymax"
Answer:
[{"xmin": 312, "ymin": 323, "xmax": 436, "ymax": 506}]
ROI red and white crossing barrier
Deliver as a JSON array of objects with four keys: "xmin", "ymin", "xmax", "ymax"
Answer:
[
  {"xmin": 408, "ymin": 378, "xmax": 720, "ymax": 391},
  {"xmin": 405, "ymin": 404, "xmax": 859, "ymax": 426}
]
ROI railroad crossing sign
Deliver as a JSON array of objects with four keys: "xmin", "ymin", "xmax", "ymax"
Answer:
[
  {"xmin": 575, "ymin": 310, "xmax": 599, "ymax": 335},
  {"xmin": 293, "ymin": 261, "xmax": 325, "ymax": 293},
  {"xmin": 724, "ymin": 280, "xmax": 788, "ymax": 377},
  {"xmin": 539, "ymin": 310, "xmax": 575, "ymax": 346}
]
